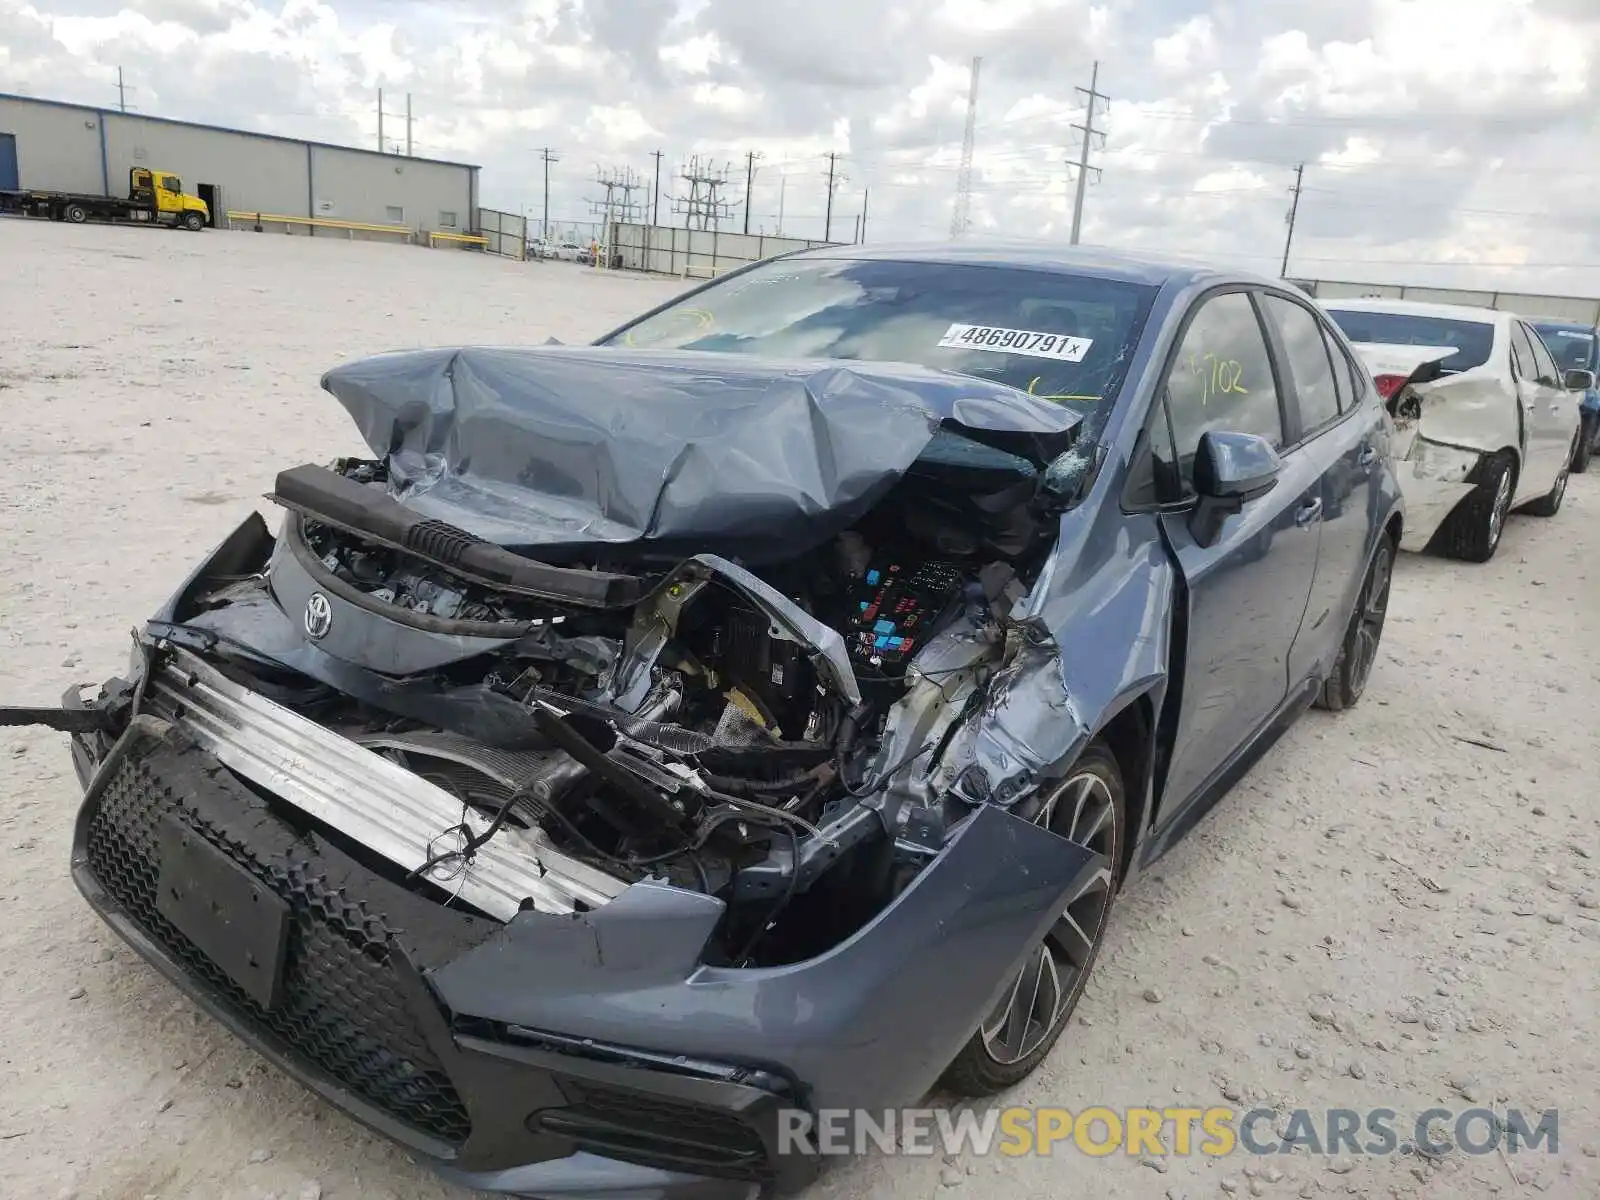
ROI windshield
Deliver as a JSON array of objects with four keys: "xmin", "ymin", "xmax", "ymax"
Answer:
[
  {"xmin": 1324, "ymin": 308, "xmax": 1495, "ymax": 374},
  {"xmin": 599, "ymin": 257, "xmax": 1160, "ymax": 423},
  {"xmin": 1531, "ymin": 323, "xmax": 1597, "ymax": 373}
]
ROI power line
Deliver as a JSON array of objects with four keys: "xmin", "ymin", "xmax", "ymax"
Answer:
[
  {"xmin": 375, "ymin": 89, "xmax": 412, "ymax": 155},
  {"xmin": 1281, "ymin": 163, "xmax": 1304, "ymax": 278},
  {"xmin": 951, "ymin": 56, "xmax": 981, "ymax": 238},
  {"xmin": 1068, "ymin": 60, "xmax": 1108, "ymax": 245}
]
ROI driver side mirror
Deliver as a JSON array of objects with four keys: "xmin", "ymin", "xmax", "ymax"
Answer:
[
  {"xmin": 1188, "ymin": 430, "xmax": 1282, "ymax": 548},
  {"xmin": 1564, "ymin": 368, "xmax": 1596, "ymax": 392}
]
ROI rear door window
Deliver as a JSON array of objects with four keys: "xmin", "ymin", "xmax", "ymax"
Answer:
[
  {"xmin": 1523, "ymin": 325, "xmax": 1561, "ymax": 386},
  {"xmin": 1263, "ymin": 296, "xmax": 1341, "ymax": 434}
]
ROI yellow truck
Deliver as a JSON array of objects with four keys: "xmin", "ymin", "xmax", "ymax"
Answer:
[{"xmin": 0, "ymin": 166, "xmax": 210, "ymax": 230}]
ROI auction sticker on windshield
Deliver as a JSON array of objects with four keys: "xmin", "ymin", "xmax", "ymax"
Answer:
[{"xmin": 938, "ymin": 324, "xmax": 1093, "ymax": 362}]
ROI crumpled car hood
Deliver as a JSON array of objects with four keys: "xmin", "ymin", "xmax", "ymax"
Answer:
[{"xmin": 320, "ymin": 345, "xmax": 1081, "ymax": 562}]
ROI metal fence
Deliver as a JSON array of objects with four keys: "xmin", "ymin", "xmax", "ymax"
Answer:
[
  {"xmin": 476, "ymin": 207, "xmax": 527, "ymax": 260},
  {"xmin": 609, "ymin": 223, "xmax": 842, "ymax": 279},
  {"xmin": 1292, "ymin": 278, "xmax": 1600, "ymax": 324}
]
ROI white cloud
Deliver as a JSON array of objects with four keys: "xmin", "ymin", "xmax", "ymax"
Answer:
[{"xmin": 3, "ymin": 0, "xmax": 1599, "ymax": 291}]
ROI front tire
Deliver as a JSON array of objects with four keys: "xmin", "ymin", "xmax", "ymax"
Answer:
[
  {"xmin": 182, "ymin": 211, "xmax": 205, "ymax": 231},
  {"xmin": 1573, "ymin": 417, "xmax": 1593, "ymax": 474},
  {"xmin": 939, "ymin": 740, "xmax": 1124, "ymax": 1097},
  {"xmin": 1317, "ymin": 533, "xmax": 1394, "ymax": 712},
  {"xmin": 1435, "ymin": 450, "xmax": 1514, "ymax": 562}
]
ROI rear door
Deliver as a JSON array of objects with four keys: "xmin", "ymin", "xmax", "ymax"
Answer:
[
  {"xmin": 1152, "ymin": 288, "xmax": 1324, "ymax": 812},
  {"xmin": 1258, "ymin": 293, "xmax": 1383, "ymax": 683}
]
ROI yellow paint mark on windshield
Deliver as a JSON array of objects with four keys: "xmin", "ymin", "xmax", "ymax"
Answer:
[
  {"xmin": 1026, "ymin": 375, "xmax": 1102, "ymax": 405},
  {"xmin": 622, "ymin": 307, "xmax": 716, "ymax": 347}
]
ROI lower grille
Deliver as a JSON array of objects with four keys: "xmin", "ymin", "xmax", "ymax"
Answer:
[
  {"xmin": 532, "ymin": 1081, "xmax": 773, "ymax": 1181},
  {"xmin": 82, "ymin": 729, "xmax": 481, "ymax": 1146}
]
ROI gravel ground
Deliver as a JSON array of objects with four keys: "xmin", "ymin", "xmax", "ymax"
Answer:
[{"xmin": 1, "ymin": 218, "xmax": 1597, "ymax": 1200}]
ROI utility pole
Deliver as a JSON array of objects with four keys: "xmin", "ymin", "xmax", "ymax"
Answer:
[
  {"xmin": 860, "ymin": 186, "xmax": 870, "ymax": 243},
  {"xmin": 1068, "ymin": 60, "xmax": 1109, "ymax": 245},
  {"xmin": 537, "ymin": 147, "xmax": 559, "ymax": 239},
  {"xmin": 742, "ymin": 150, "xmax": 761, "ymax": 235},
  {"xmin": 115, "ymin": 66, "xmax": 135, "ymax": 114},
  {"xmin": 824, "ymin": 153, "xmax": 837, "ymax": 242},
  {"xmin": 777, "ymin": 174, "xmax": 787, "ymax": 236},
  {"xmin": 650, "ymin": 149, "xmax": 663, "ymax": 225},
  {"xmin": 405, "ymin": 93, "xmax": 413, "ymax": 157},
  {"xmin": 1281, "ymin": 163, "xmax": 1305, "ymax": 278},
  {"xmin": 951, "ymin": 56, "xmax": 981, "ymax": 237}
]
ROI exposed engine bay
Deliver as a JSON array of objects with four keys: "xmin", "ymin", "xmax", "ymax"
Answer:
[{"xmin": 156, "ymin": 442, "xmax": 1054, "ymax": 967}]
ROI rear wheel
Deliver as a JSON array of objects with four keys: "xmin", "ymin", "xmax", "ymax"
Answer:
[
  {"xmin": 1523, "ymin": 433, "xmax": 1575, "ymax": 517},
  {"xmin": 1435, "ymin": 450, "xmax": 1514, "ymax": 563},
  {"xmin": 1317, "ymin": 533, "xmax": 1394, "ymax": 712},
  {"xmin": 64, "ymin": 203, "xmax": 88, "ymax": 223},
  {"xmin": 939, "ymin": 740, "xmax": 1123, "ymax": 1096}
]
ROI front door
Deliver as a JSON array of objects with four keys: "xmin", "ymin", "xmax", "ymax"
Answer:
[
  {"xmin": 1515, "ymin": 321, "xmax": 1576, "ymax": 497},
  {"xmin": 1152, "ymin": 289, "xmax": 1324, "ymax": 813}
]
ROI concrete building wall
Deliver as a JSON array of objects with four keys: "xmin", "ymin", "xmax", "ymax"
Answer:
[
  {"xmin": 105, "ymin": 113, "xmax": 307, "ymax": 218},
  {"xmin": 0, "ymin": 96, "xmax": 104, "ymax": 194},
  {"xmin": 0, "ymin": 93, "xmax": 478, "ymax": 239},
  {"xmin": 610, "ymin": 222, "xmax": 841, "ymax": 278},
  {"xmin": 309, "ymin": 147, "xmax": 474, "ymax": 232},
  {"xmin": 1296, "ymin": 278, "xmax": 1600, "ymax": 325}
]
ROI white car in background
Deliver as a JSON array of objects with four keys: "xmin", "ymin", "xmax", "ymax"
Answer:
[{"xmin": 1320, "ymin": 299, "xmax": 1586, "ymax": 563}]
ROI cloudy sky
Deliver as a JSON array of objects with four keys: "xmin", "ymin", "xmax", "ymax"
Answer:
[{"xmin": 4, "ymin": 0, "xmax": 1599, "ymax": 293}]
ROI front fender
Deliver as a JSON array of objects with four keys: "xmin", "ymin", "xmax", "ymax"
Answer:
[{"xmin": 428, "ymin": 803, "xmax": 1100, "ymax": 1114}]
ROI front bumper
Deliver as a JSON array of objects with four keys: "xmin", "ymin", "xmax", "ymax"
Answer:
[{"xmin": 62, "ymin": 680, "xmax": 1097, "ymax": 1198}]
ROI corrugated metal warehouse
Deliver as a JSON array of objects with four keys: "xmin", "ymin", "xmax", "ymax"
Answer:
[{"xmin": 0, "ymin": 92, "xmax": 480, "ymax": 236}]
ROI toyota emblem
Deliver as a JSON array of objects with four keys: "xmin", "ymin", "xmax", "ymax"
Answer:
[{"xmin": 304, "ymin": 592, "xmax": 333, "ymax": 640}]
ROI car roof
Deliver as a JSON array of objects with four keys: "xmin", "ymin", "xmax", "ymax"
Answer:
[
  {"xmin": 1526, "ymin": 316, "xmax": 1598, "ymax": 332},
  {"xmin": 783, "ymin": 239, "xmax": 1287, "ymax": 290},
  {"xmin": 1318, "ymin": 296, "xmax": 1508, "ymax": 324}
]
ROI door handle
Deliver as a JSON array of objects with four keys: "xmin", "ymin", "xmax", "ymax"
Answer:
[
  {"xmin": 1295, "ymin": 497, "xmax": 1322, "ymax": 526},
  {"xmin": 1358, "ymin": 445, "xmax": 1378, "ymax": 467}
]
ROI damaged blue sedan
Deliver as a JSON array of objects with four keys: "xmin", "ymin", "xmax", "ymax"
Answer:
[{"xmin": 4, "ymin": 243, "xmax": 1402, "ymax": 1199}]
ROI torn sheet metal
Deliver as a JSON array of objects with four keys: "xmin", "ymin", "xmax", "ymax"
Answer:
[
  {"xmin": 1394, "ymin": 441, "xmax": 1481, "ymax": 552},
  {"xmin": 320, "ymin": 346, "xmax": 1082, "ymax": 563}
]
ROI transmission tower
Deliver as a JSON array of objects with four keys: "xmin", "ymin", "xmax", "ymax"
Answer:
[
  {"xmin": 951, "ymin": 56, "xmax": 981, "ymax": 238},
  {"xmin": 670, "ymin": 156, "xmax": 737, "ymax": 230},
  {"xmin": 1068, "ymin": 61, "xmax": 1109, "ymax": 245},
  {"xmin": 590, "ymin": 165, "xmax": 646, "ymax": 225}
]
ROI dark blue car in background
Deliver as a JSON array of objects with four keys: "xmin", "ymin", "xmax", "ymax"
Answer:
[
  {"xmin": 8, "ymin": 242, "xmax": 1405, "ymax": 1200},
  {"xmin": 1531, "ymin": 317, "xmax": 1600, "ymax": 473}
]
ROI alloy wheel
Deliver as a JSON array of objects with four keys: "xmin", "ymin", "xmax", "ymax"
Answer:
[
  {"xmin": 980, "ymin": 770, "xmax": 1118, "ymax": 1066},
  {"xmin": 1487, "ymin": 469, "xmax": 1512, "ymax": 548},
  {"xmin": 1347, "ymin": 542, "xmax": 1393, "ymax": 698}
]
